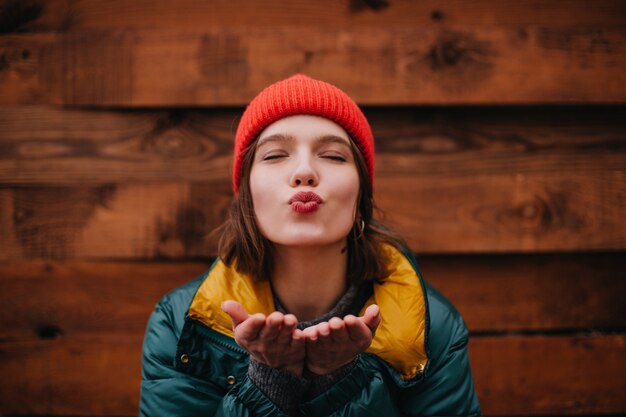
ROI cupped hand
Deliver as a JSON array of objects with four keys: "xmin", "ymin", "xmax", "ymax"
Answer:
[
  {"xmin": 221, "ymin": 300, "xmax": 305, "ymax": 376},
  {"xmin": 302, "ymin": 304, "xmax": 381, "ymax": 375}
]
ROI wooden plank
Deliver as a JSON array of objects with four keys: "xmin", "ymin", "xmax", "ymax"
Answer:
[
  {"xmin": 0, "ymin": 336, "xmax": 142, "ymax": 416},
  {"xmin": 0, "ymin": 256, "xmax": 623, "ymax": 340},
  {"xmin": 0, "ymin": 171, "xmax": 624, "ymax": 258},
  {"xmin": 377, "ymin": 171, "xmax": 626, "ymax": 253},
  {"xmin": 0, "ymin": 183, "xmax": 230, "ymax": 259},
  {"xmin": 1, "ymin": 106, "xmax": 625, "ymax": 183},
  {"xmin": 5, "ymin": 0, "xmax": 626, "ymax": 31},
  {"xmin": 0, "ymin": 333, "xmax": 623, "ymax": 415},
  {"xmin": 1, "ymin": 27, "xmax": 625, "ymax": 105},
  {"xmin": 0, "ymin": 107, "xmax": 236, "ymax": 184},
  {"xmin": 420, "ymin": 253, "xmax": 626, "ymax": 332},
  {"xmin": 470, "ymin": 334, "xmax": 626, "ymax": 415},
  {"xmin": 0, "ymin": 261, "xmax": 209, "ymax": 340}
]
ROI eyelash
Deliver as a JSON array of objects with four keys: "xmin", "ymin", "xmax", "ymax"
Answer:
[
  {"xmin": 262, "ymin": 154, "xmax": 346, "ymax": 162},
  {"xmin": 263, "ymin": 154, "xmax": 286, "ymax": 160},
  {"xmin": 323, "ymin": 155, "xmax": 346, "ymax": 162}
]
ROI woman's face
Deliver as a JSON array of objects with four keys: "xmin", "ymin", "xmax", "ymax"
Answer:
[{"xmin": 249, "ymin": 115, "xmax": 360, "ymax": 247}]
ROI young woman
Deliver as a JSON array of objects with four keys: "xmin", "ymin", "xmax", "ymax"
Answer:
[{"xmin": 140, "ymin": 75, "xmax": 481, "ymax": 416}]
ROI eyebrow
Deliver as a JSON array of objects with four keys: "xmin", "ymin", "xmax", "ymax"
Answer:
[{"xmin": 256, "ymin": 133, "xmax": 352, "ymax": 149}]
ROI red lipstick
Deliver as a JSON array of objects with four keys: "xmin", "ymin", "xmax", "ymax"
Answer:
[{"xmin": 288, "ymin": 191, "xmax": 322, "ymax": 214}]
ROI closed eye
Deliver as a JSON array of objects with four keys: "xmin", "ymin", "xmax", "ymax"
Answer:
[
  {"xmin": 322, "ymin": 155, "xmax": 346, "ymax": 162},
  {"xmin": 263, "ymin": 154, "xmax": 288, "ymax": 161}
]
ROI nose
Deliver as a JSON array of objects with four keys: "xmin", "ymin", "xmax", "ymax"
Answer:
[{"xmin": 290, "ymin": 157, "xmax": 318, "ymax": 187}]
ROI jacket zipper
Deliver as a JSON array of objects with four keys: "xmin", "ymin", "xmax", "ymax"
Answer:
[{"xmin": 196, "ymin": 320, "xmax": 248, "ymax": 356}]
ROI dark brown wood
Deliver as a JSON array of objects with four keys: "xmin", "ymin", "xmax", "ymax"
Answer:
[
  {"xmin": 1, "ymin": 27, "xmax": 625, "ymax": 106},
  {"xmin": 1, "ymin": 106, "xmax": 624, "ymax": 255},
  {"xmin": 1, "ymin": 106, "xmax": 625, "ymax": 183},
  {"xmin": 0, "ymin": 336, "xmax": 142, "ymax": 416},
  {"xmin": 1, "ymin": 333, "xmax": 624, "ymax": 415},
  {"xmin": 0, "ymin": 256, "xmax": 623, "ymax": 341},
  {"xmin": 0, "ymin": 261, "xmax": 209, "ymax": 340},
  {"xmin": 470, "ymin": 334, "xmax": 626, "ymax": 415},
  {"xmin": 0, "ymin": 183, "xmax": 231, "ymax": 259},
  {"xmin": 4, "ymin": 0, "xmax": 625, "ymax": 31},
  {"xmin": 376, "ymin": 170, "xmax": 626, "ymax": 253},
  {"xmin": 419, "ymin": 253, "xmax": 626, "ymax": 332},
  {"xmin": 2, "ymin": 170, "xmax": 624, "ymax": 258},
  {"xmin": 0, "ymin": 107, "xmax": 236, "ymax": 184}
]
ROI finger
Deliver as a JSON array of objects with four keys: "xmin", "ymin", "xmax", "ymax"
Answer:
[
  {"xmin": 315, "ymin": 322, "xmax": 331, "ymax": 342},
  {"xmin": 328, "ymin": 317, "xmax": 349, "ymax": 343},
  {"xmin": 258, "ymin": 311, "xmax": 284, "ymax": 341},
  {"xmin": 361, "ymin": 304, "xmax": 381, "ymax": 334},
  {"xmin": 344, "ymin": 314, "xmax": 371, "ymax": 342},
  {"xmin": 221, "ymin": 300, "xmax": 249, "ymax": 328},
  {"xmin": 236, "ymin": 313, "xmax": 266, "ymax": 342},
  {"xmin": 291, "ymin": 328, "xmax": 305, "ymax": 348},
  {"xmin": 302, "ymin": 325, "xmax": 319, "ymax": 342},
  {"xmin": 276, "ymin": 314, "xmax": 297, "ymax": 343}
]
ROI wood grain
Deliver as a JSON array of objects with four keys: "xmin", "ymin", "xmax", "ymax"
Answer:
[
  {"xmin": 1, "ymin": 106, "xmax": 625, "ymax": 183},
  {"xmin": 3, "ymin": 0, "xmax": 625, "ymax": 31},
  {"xmin": 1, "ymin": 27, "xmax": 625, "ymax": 105},
  {"xmin": 1, "ymin": 107, "xmax": 624, "ymax": 254},
  {"xmin": 420, "ymin": 253, "xmax": 626, "ymax": 332},
  {"xmin": 470, "ymin": 334, "xmax": 626, "ymax": 415},
  {"xmin": 0, "ymin": 256, "xmax": 624, "ymax": 341},
  {"xmin": 1, "ymin": 170, "xmax": 624, "ymax": 258},
  {"xmin": 0, "ymin": 261, "xmax": 209, "ymax": 340},
  {"xmin": 0, "ymin": 332, "xmax": 623, "ymax": 415},
  {"xmin": 0, "ymin": 336, "xmax": 142, "ymax": 416}
]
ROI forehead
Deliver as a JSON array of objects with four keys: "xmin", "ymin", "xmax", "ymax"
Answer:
[{"xmin": 257, "ymin": 115, "xmax": 351, "ymax": 144}]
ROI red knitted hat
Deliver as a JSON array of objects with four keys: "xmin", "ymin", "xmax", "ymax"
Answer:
[{"xmin": 233, "ymin": 74, "xmax": 375, "ymax": 193}]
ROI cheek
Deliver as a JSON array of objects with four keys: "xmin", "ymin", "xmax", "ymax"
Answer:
[
  {"xmin": 332, "ymin": 171, "xmax": 360, "ymax": 217},
  {"xmin": 249, "ymin": 166, "xmax": 278, "ymax": 231}
]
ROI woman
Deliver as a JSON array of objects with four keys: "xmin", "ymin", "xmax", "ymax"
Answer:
[{"xmin": 140, "ymin": 75, "xmax": 481, "ymax": 416}]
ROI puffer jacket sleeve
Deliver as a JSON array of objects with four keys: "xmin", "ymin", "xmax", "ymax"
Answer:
[
  {"xmin": 397, "ymin": 282, "xmax": 482, "ymax": 416},
  {"xmin": 139, "ymin": 295, "xmax": 291, "ymax": 417}
]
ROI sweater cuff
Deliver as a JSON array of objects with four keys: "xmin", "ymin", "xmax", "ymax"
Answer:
[
  {"xmin": 300, "ymin": 356, "xmax": 372, "ymax": 416},
  {"xmin": 248, "ymin": 357, "xmax": 310, "ymax": 415},
  {"xmin": 305, "ymin": 356, "xmax": 359, "ymax": 398}
]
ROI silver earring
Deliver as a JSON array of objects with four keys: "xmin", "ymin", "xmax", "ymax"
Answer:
[{"xmin": 354, "ymin": 219, "xmax": 365, "ymax": 240}]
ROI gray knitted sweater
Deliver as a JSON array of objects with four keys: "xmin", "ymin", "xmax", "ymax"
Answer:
[{"xmin": 248, "ymin": 283, "xmax": 371, "ymax": 415}]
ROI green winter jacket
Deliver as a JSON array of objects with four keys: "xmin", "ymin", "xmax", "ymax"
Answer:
[{"xmin": 140, "ymin": 246, "xmax": 481, "ymax": 416}]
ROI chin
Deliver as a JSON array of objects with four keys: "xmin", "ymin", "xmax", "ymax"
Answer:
[{"xmin": 272, "ymin": 232, "xmax": 350, "ymax": 248}]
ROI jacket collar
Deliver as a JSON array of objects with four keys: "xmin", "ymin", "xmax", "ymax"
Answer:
[{"xmin": 187, "ymin": 245, "xmax": 429, "ymax": 380}]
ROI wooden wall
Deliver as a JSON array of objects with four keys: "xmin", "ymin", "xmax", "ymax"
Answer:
[{"xmin": 1, "ymin": 1, "xmax": 625, "ymax": 415}]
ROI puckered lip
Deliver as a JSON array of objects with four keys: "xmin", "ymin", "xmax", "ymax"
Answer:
[{"xmin": 288, "ymin": 191, "xmax": 323, "ymax": 204}]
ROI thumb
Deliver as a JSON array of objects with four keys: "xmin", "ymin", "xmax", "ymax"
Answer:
[
  {"xmin": 221, "ymin": 300, "xmax": 249, "ymax": 328},
  {"xmin": 361, "ymin": 304, "xmax": 381, "ymax": 334}
]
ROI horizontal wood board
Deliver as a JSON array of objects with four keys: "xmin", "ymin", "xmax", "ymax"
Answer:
[
  {"xmin": 1, "ymin": 106, "xmax": 624, "ymax": 255},
  {"xmin": 1, "ymin": 255, "xmax": 624, "ymax": 340},
  {"xmin": 1, "ymin": 27, "xmax": 625, "ymax": 105},
  {"xmin": 2, "ymin": 0, "xmax": 626, "ymax": 30},
  {"xmin": 0, "ymin": 333, "xmax": 623, "ymax": 415}
]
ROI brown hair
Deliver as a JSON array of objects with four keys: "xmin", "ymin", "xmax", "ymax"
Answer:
[{"xmin": 216, "ymin": 137, "xmax": 407, "ymax": 284}]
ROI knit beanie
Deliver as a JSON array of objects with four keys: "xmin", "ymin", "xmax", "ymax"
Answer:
[{"xmin": 233, "ymin": 74, "xmax": 375, "ymax": 193}]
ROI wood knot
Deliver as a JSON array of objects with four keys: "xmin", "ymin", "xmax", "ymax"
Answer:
[
  {"xmin": 36, "ymin": 324, "xmax": 63, "ymax": 340},
  {"xmin": 431, "ymin": 10, "xmax": 444, "ymax": 21},
  {"xmin": 420, "ymin": 30, "xmax": 495, "ymax": 94},
  {"xmin": 520, "ymin": 202, "xmax": 539, "ymax": 220},
  {"xmin": 430, "ymin": 36, "xmax": 467, "ymax": 68},
  {"xmin": 361, "ymin": 0, "xmax": 390, "ymax": 11},
  {"xmin": 497, "ymin": 196, "xmax": 553, "ymax": 234},
  {"xmin": 13, "ymin": 207, "xmax": 32, "ymax": 224}
]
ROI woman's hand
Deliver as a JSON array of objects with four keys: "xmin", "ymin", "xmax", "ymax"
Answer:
[
  {"xmin": 302, "ymin": 304, "xmax": 381, "ymax": 375},
  {"xmin": 221, "ymin": 300, "xmax": 306, "ymax": 376}
]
